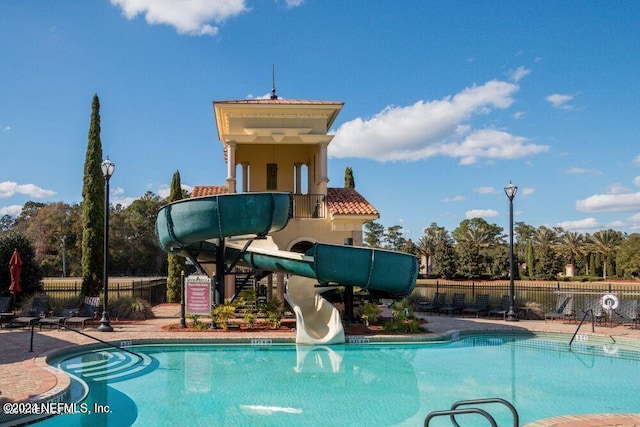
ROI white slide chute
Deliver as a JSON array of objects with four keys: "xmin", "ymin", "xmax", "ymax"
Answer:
[{"xmin": 285, "ymin": 275, "xmax": 345, "ymax": 345}]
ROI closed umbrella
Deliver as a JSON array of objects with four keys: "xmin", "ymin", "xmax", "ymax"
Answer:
[{"xmin": 9, "ymin": 249, "xmax": 23, "ymax": 312}]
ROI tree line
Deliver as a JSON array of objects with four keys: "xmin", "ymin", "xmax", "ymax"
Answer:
[
  {"xmin": 0, "ymin": 193, "xmax": 173, "ymax": 279},
  {"xmin": 364, "ymin": 218, "xmax": 640, "ymax": 281}
]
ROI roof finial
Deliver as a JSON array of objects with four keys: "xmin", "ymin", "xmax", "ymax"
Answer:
[{"xmin": 270, "ymin": 64, "xmax": 278, "ymax": 100}]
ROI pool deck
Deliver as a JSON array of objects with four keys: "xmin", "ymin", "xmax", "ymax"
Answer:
[{"xmin": 1, "ymin": 304, "xmax": 639, "ymax": 426}]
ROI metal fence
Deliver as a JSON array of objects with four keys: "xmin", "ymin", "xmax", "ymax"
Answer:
[
  {"xmin": 414, "ymin": 279, "xmax": 640, "ymax": 323},
  {"xmin": 42, "ymin": 278, "xmax": 167, "ymax": 306}
]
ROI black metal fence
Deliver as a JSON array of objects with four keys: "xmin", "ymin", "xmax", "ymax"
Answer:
[
  {"xmin": 42, "ymin": 278, "xmax": 167, "ymax": 306},
  {"xmin": 414, "ymin": 279, "xmax": 640, "ymax": 323}
]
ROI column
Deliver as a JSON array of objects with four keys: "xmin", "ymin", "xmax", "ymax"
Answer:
[{"xmin": 226, "ymin": 142, "xmax": 236, "ymax": 193}]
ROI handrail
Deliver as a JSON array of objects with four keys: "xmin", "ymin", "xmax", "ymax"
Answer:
[
  {"xmin": 30, "ymin": 321, "xmax": 144, "ymax": 363},
  {"xmin": 450, "ymin": 397, "xmax": 519, "ymax": 427},
  {"xmin": 424, "ymin": 408, "xmax": 497, "ymax": 427},
  {"xmin": 569, "ymin": 308, "xmax": 595, "ymax": 350}
]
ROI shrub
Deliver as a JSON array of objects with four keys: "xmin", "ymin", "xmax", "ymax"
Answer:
[
  {"xmin": 359, "ymin": 302, "xmax": 381, "ymax": 325},
  {"xmin": 261, "ymin": 298, "xmax": 283, "ymax": 329},
  {"xmin": 109, "ymin": 297, "xmax": 155, "ymax": 320},
  {"xmin": 211, "ymin": 299, "xmax": 237, "ymax": 329}
]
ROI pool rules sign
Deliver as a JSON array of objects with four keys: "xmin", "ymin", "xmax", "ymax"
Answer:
[{"xmin": 185, "ymin": 275, "xmax": 212, "ymax": 316}]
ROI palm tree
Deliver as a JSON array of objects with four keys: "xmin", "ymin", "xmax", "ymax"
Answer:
[
  {"xmin": 419, "ymin": 223, "xmax": 447, "ymax": 275},
  {"xmin": 589, "ymin": 229, "xmax": 624, "ymax": 279},
  {"xmin": 554, "ymin": 231, "xmax": 584, "ymax": 275},
  {"xmin": 532, "ymin": 226, "xmax": 559, "ymax": 279}
]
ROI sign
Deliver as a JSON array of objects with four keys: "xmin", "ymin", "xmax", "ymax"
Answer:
[{"xmin": 185, "ymin": 275, "xmax": 212, "ymax": 316}]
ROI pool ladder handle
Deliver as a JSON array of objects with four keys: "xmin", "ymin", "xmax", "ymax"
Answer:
[
  {"xmin": 569, "ymin": 309, "xmax": 596, "ymax": 350},
  {"xmin": 424, "ymin": 397, "xmax": 519, "ymax": 427},
  {"xmin": 29, "ymin": 320, "xmax": 145, "ymax": 363}
]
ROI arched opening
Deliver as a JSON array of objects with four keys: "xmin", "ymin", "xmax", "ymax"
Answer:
[{"xmin": 290, "ymin": 240, "xmax": 314, "ymax": 254}]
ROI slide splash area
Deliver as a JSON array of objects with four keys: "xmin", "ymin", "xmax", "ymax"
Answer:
[{"xmin": 156, "ymin": 192, "xmax": 418, "ymax": 344}]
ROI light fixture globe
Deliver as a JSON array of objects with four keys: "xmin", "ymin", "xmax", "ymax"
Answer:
[
  {"xmin": 101, "ymin": 158, "xmax": 115, "ymax": 179},
  {"xmin": 504, "ymin": 181, "xmax": 517, "ymax": 200}
]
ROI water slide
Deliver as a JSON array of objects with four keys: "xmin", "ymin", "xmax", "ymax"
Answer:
[{"xmin": 156, "ymin": 193, "xmax": 418, "ymax": 344}]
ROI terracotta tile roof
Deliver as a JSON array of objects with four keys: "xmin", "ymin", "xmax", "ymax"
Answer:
[
  {"xmin": 190, "ymin": 186, "xmax": 229, "ymax": 198},
  {"xmin": 326, "ymin": 188, "xmax": 379, "ymax": 217},
  {"xmin": 189, "ymin": 186, "xmax": 378, "ymax": 217}
]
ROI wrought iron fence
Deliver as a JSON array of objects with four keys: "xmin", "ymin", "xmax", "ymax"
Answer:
[
  {"xmin": 414, "ymin": 279, "xmax": 640, "ymax": 324},
  {"xmin": 41, "ymin": 278, "xmax": 167, "ymax": 306}
]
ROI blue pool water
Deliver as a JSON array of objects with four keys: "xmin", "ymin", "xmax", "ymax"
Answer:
[{"xmin": 35, "ymin": 334, "xmax": 640, "ymax": 426}]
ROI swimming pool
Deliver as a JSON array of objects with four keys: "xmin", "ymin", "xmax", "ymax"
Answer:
[{"xmin": 34, "ymin": 333, "xmax": 640, "ymax": 426}]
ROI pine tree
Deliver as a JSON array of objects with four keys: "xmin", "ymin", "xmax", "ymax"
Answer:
[
  {"xmin": 344, "ymin": 166, "xmax": 355, "ymax": 188},
  {"xmin": 166, "ymin": 170, "xmax": 186, "ymax": 302},
  {"xmin": 81, "ymin": 94, "xmax": 104, "ymax": 297}
]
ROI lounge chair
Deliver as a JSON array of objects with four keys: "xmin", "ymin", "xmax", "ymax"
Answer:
[
  {"xmin": 544, "ymin": 295, "xmax": 574, "ymax": 322},
  {"xmin": 65, "ymin": 296, "xmax": 100, "ymax": 329},
  {"xmin": 8, "ymin": 296, "xmax": 49, "ymax": 328},
  {"xmin": 462, "ymin": 294, "xmax": 490, "ymax": 318},
  {"xmin": 439, "ymin": 293, "xmax": 466, "ymax": 316},
  {"xmin": 582, "ymin": 298, "xmax": 606, "ymax": 325},
  {"xmin": 488, "ymin": 295, "xmax": 511, "ymax": 320},
  {"xmin": 39, "ymin": 308, "xmax": 77, "ymax": 330},
  {"xmin": 611, "ymin": 299, "xmax": 639, "ymax": 328},
  {"xmin": 417, "ymin": 293, "xmax": 447, "ymax": 313},
  {"xmin": 0, "ymin": 296, "xmax": 16, "ymax": 328}
]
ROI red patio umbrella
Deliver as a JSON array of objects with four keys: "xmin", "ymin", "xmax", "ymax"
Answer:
[{"xmin": 9, "ymin": 248, "xmax": 23, "ymax": 295}]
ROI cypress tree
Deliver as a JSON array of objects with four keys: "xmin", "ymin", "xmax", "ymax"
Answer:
[
  {"xmin": 81, "ymin": 94, "xmax": 105, "ymax": 297},
  {"xmin": 166, "ymin": 170, "xmax": 186, "ymax": 302},
  {"xmin": 344, "ymin": 166, "xmax": 355, "ymax": 188}
]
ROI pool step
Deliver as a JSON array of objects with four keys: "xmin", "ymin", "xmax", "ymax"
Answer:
[{"xmin": 62, "ymin": 350, "xmax": 153, "ymax": 382}]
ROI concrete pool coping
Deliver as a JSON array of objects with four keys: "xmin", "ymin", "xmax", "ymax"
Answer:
[{"xmin": 2, "ymin": 303, "xmax": 640, "ymax": 426}]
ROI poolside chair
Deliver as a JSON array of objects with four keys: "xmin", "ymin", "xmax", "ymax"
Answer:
[
  {"xmin": 8, "ymin": 296, "xmax": 49, "ymax": 328},
  {"xmin": 611, "ymin": 299, "xmax": 639, "ymax": 328},
  {"xmin": 544, "ymin": 295, "xmax": 574, "ymax": 323},
  {"xmin": 488, "ymin": 295, "xmax": 511, "ymax": 320},
  {"xmin": 39, "ymin": 308, "xmax": 78, "ymax": 330},
  {"xmin": 0, "ymin": 296, "xmax": 16, "ymax": 329},
  {"xmin": 582, "ymin": 298, "xmax": 606, "ymax": 325},
  {"xmin": 439, "ymin": 293, "xmax": 466, "ymax": 316},
  {"xmin": 417, "ymin": 293, "xmax": 447, "ymax": 313},
  {"xmin": 65, "ymin": 296, "xmax": 101, "ymax": 329},
  {"xmin": 462, "ymin": 294, "xmax": 490, "ymax": 318}
]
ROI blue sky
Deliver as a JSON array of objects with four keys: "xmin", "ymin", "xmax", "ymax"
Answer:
[{"xmin": 1, "ymin": 1, "xmax": 639, "ymax": 241}]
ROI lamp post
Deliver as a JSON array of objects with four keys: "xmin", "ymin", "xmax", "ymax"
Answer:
[
  {"xmin": 504, "ymin": 181, "xmax": 518, "ymax": 322},
  {"xmin": 98, "ymin": 158, "xmax": 115, "ymax": 332}
]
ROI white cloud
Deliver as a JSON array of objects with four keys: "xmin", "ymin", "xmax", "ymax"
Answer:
[
  {"xmin": 330, "ymin": 79, "xmax": 549, "ymax": 163},
  {"xmin": 0, "ymin": 181, "xmax": 56, "ymax": 199},
  {"xmin": 111, "ymin": 0, "xmax": 248, "ymax": 36},
  {"xmin": 511, "ymin": 111, "xmax": 526, "ymax": 120},
  {"xmin": 576, "ymin": 192, "xmax": 640, "ymax": 213},
  {"xmin": 0, "ymin": 205, "xmax": 22, "ymax": 217},
  {"xmin": 509, "ymin": 66, "xmax": 530, "ymax": 83},
  {"xmin": 157, "ymin": 183, "xmax": 194, "ymax": 199},
  {"xmin": 474, "ymin": 186, "xmax": 498, "ymax": 195},
  {"xmin": 608, "ymin": 182, "xmax": 631, "ymax": 195},
  {"xmin": 443, "ymin": 195, "xmax": 465, "ymax": 202},
  {"xmin": 565, "ymin": 167, "xmax": 602, "ymax": 175},
  {"xmin": 633, "ymin": 176, "xmax": 640, "ymax": 187},
  {"xmin": 556, "ymin": 217, "xmax": 601, "ymax": 231},
  {"xmin": 465, "ymin": 209, "xmax": 499, "ymax": 219},
  {"xmin": 2, "ymin": 125, "xmax": 10, "ymax": 132},
  {"xmin": 633, "ymin": 155, "xmax": 640, "ymax": 166},
  {"xmin": 520, "ymin": 187, "xmax": 535, "ymax": 197},
  {"xmin": 546, "ymin": 93, "xmax": 574, "ymax": 109},
  {"xmin": 283, "ymin": 0, "xmax": 303, "ymax": 6}
]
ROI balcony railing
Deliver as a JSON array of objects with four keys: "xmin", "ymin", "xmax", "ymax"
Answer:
[{"xmin": 292, "ymin": 194, "xmax": 325, "ymax": 219}]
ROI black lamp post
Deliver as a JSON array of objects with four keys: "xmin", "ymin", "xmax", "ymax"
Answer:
[
  {"xmin": 504, "ymin": 181, "xmax": 518, "ymax": 322},
  {"xmin": 98, "ymin": 158, "xmax": 115, "ymax": 332}
]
